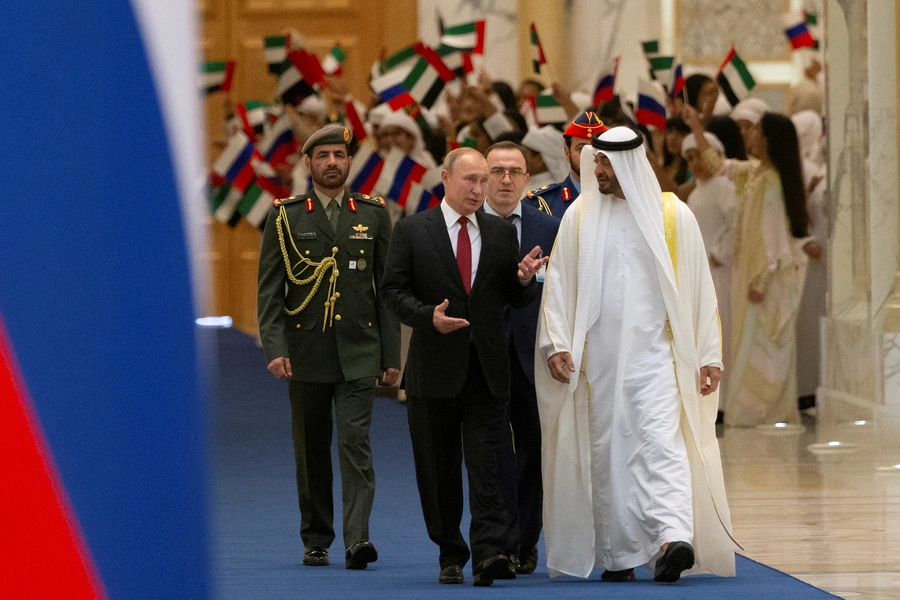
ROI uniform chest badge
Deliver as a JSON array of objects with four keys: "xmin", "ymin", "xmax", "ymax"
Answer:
[{"xmin": 351, "ymin": 224, "xmax": 371, "ymax": 240}]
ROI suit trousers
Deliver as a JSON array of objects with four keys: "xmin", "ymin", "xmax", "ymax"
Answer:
[
  {"xmin": 406, "ymin": 345, "xmax": 516, "ymax": 571},
  {"xmin": 508, "ymin": 343, "xmax": 543, "ymax": 550},
  {"xmin": 289, "ymin": 378, "xmax": 376, "ymax": 550}
]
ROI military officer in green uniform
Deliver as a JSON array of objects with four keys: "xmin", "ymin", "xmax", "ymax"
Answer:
[{"xmin": 257, "ymin": 123, "xmax": 401, "ymax": 571}]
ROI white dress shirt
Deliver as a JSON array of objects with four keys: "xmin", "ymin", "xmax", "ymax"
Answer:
[
  {"xmin": 440, "ymin": 199, "xmax": 482, "ymax": 289},
  {"xmin": 482, "ymin": 200, "xmax": 522, "ymax": 246}
]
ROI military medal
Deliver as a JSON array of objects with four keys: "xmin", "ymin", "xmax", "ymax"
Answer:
[
  {"xmin": 356, "ymin": 258, "xmax": 367, "ymax": 271},
  {"xmin": 351, "ymin": 224, "xmax": 371, "ymax": 240}
]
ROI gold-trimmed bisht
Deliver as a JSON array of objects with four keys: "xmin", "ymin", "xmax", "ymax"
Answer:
[{"xmin": 275, "ymin": 205, "xmax": 340, "ymax": 331}]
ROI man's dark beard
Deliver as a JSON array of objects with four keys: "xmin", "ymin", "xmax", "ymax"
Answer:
[{"xmin": 312, "ymin": 166, "xmax": 348, "ymax": 189}]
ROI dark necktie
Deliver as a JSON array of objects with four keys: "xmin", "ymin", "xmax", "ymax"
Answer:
[
  {"xmin": 326, "ymin": 199, "xmax": 340, "ymax": 232},
  {"xmin": 506, "ymin": 213, "xmax": 520, "ymax": 246},
  {"xmin": 456, "ymin": 216, "xmax": 471, "ymax": 293}
]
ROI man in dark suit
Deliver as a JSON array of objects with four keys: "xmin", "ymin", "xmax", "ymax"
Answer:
[
  {"xmin": 257, "ymin": 124, "xmax": 400, "ymax": 570},
  {"xmin": 381, "ymin": 147, "xmax": 547, "ymax": 587},
  {"xmin": 524, "ymin": 111, "xmax": 607, "ymax": 218},
  {"xmin": 481, "ymin": 141, "xmax": 560, "ymax": 575}
]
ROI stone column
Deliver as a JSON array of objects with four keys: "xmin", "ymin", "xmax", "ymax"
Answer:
[{"xmin": 820, "ymin": 0, "xmax": 900, "ymax": 461}]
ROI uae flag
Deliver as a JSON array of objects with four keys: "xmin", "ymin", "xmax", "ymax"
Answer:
[
  {"xmin": 288, "ymin": 49, "xmax": 327, "ymax": 88},
  {"xmin": 716, "ymin": 47, "xmax": 755, "ymax": 107},
  {"xmin": 276, "ymin": 59, "xmax": 316, "ymax": 106},
  {"xmin": 403, "ymin": 46, "xmax": 456, "ymax": 109},
  {"xmin": 436, "ymin": 43, "xmax": 474, "ymax": 79},
  {"xmin": 321, "ymin": 45, "xmax": 345, "ymax": 76},
  {"xmin": 203, "ymin": 60, "xmax": 234, "ymax": 95},
  {"xmin": 347, "ymin": 140, "xmax": 386, "ymax": 195},
  {"xmin": 210, "ymin": 183, "xmax": 244, "ymax": 226},
  {"xmin": 372, "ymin": 45, "xmax": 418, "ymax": 78},
  {"xmin": 593, "ymin": 56, "xmax": 619, "ymax": 105},
  {"xmin": 635, "ymin": 79, "xmax": 667, "ymax": 129},
  {"xmin": 439, "ymin": 20, "xmax": 485, "ymax": 54},
  {"xmin": 784, "ymin": 13, "xmax": 816, "ymax": 49},
  {"xmin": 533, "ymin": 92, "xmax": 567, "ymax": 128},
  {"xmin": 264, "ymin": 35, "xmax": 287, "ymax": 74},
  {"xmin": 648, "ymin": 55, "xmax": 675, "ymax": 87},
  {"xmin": 238, "ymin": 176, "xmax": 291, "ymax": 228},
  {"xmin": 529, "ymin": 23, "xmax": 547, "ymax": 75},
  {"xmin": 343, "ymin": 100, "xmax": 368, "ymax": 141}
]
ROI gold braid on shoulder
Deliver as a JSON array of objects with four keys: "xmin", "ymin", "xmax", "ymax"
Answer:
[
  {"xmin": 537, "ymin": 196, "xmax": 553, "ymax": 215},
  {"xmin": 275, "ymin": 205, "xmax": 340, "ymax": 331}
]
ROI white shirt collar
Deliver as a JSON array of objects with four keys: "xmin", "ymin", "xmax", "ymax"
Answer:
[
  {"xmin": 440, "ymin": 199, "xmax": 480, "ymax": 230},
  {"xmin": 482, "ymin": 199, "xmax": 522, "ymax": 220}
]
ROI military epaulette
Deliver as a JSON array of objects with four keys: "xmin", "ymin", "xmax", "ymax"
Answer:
[
  {"xmin": 353, "ymin": 193, "xmax": 386, "ymax": 207},
  {"xmin": 273, "ymin": 194, "xmax": 303, "ymax": 207},
  {"xmin": 525, "ymin": 184, "xmax": 550, "ymax": 198}
]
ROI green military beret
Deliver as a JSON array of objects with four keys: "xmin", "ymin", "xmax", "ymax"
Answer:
[{"xmin": 302, "ymin": 123, "xmax": 353, "ymax": 155}]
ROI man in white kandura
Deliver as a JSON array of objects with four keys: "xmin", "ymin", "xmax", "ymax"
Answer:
[{"xmin": 535, "ymin": 126, "xmax": 740, "ymax": 583}]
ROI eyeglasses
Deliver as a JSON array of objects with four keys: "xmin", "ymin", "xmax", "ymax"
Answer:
[{"xmin": 488, "ymin": 167, "xmax": 527, "ymax": 181}]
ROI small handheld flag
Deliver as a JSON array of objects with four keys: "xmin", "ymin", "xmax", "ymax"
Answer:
[
  {"xmin": 203, "ymin": 61, "xmax": 235, "ymax": 95},
  {"xmin": 784, "ymin": 13, "xmax": 817, "ymax": 50},
  {"xmin": 716, "ymin": 46, "xmax": 756, "ymax": 107},
  {"xmin": 529, "ymin": 23, "xmax": 547, "ymax": 75},
  {"xmin": 321, "ymin": 45, "xmax": 346, "ymax": 76},
  {"xmin": 669, "ymin": 63, "xmax": 685, "ymax": 103},
  {"xmin": 533, "ymin": 91, "xmax": 568, "ymax": 128},
  {"xmin": 440, "ymin": 20, "xmax": 486, "ymax": 55},
  {"xmin": 635, "ymin": 80, "xmax": 667, "ymax": 129},
  {"xmin": 593, "ymin": 56, "xmax": 619, "ymax": 105},
  {"xmin": 264, "ymin": 35, "xmax": 287, "ymax": 74}
]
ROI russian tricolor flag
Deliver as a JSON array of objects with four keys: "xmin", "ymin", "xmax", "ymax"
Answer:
[
  {"xmin": 784, "ymin": 13, "xmax": 817, "ymax": 50},
  {"xmin": 377, "ymin": 149, "xmax": 428, "ymax": 207},
  {"xmin": 0, "ymin": 1, "xmax": 210, "ymax": 598},
  {"xmin": 593, "ymin": 56, "xmax": 618, "ymax": 105},
  {"xmin": 347, "ymin": 140, "xmax": 386, "ymax": 195},
  {"xmin": 635, "ymin": 79, "xmax": 668, "ymax": 129}
]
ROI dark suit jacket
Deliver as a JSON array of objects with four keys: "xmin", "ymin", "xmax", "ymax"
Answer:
[
  {"xmin": 257, "ymin": 191, "xmax": 400, "ymax": 383},
  {"xmin": 381, "ymin": 205, "xmax": 537, "ymax": 399},
  {"xmin": 506, "ymin": 202, "xmax": 560, "ymax": 385}
]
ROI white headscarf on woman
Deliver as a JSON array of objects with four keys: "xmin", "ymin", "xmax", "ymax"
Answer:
[{"xmin": 379, "ymin": 110, "xmax": 436, "ymax": 168}]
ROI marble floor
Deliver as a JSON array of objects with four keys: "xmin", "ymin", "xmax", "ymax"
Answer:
[{"xmin": 720, "ymin": 412, "xmax": 900, "ymax": 599}]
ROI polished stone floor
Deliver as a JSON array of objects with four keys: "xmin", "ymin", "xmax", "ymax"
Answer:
[{"xmin": 720, "ymin": 411, "xmax": 900, "ymax": 599}]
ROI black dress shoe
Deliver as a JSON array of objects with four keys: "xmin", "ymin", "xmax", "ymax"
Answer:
[
  {"xmin": 601, "ymin": 568, "xmax": 636, "ymax": 582},
  {"xmin": 473, "ymin": 554, "xmax": 513, "ymax": 587},
  {"xmin": 302, "ymin": 547, "xmax": 329, "ymax": 567},
  {"xmin": 345, "ymin": 541, "xmax": 378, "ymax": 570},
  {"xmin": 438, "ymin": 565, "xmax": 464, "ymax": 584},
  {"xmin": 515, "ymin": 546, "xmax": 538, "ymax": 574},
  {"xmin": 654, "ymin": 541, "xmax": 694, "ymax": 583}
]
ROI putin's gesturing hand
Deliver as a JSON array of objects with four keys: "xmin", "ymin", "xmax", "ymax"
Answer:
[
  {"xmin": 518, "ymin": 246, "xmax": 549, "ymax": 282},
  {"xmin": 432, "ymin": 299, "xmax": 470, "ymax": 334},
  {"xmin": 548, "ymin": 351, "xmax": 576, "ymax": 384}
]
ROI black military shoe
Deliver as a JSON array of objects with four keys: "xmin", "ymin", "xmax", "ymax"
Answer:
[
  {"xmin": 601, "ymin": 568, "xmax": 636, "ymax": 582},
  {"xmin": 515, "ymin": 546, "xmax": 538, "ymax": 574},
  {"xmin": 653, "ymin": 541, "xmax": 694, "ymax": 583}
]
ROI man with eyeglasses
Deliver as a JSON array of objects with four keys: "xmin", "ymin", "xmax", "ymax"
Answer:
[{"xmin": 482, "ymin": 141, "xmax": 560, "ymax": 575}]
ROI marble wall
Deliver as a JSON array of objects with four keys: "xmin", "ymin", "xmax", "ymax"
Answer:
[{"xmin": 676, "ymin": 0, "xmax": 790, "ymax": 62}]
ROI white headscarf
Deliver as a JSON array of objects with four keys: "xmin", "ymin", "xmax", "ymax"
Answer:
[
  {"xmin": 579, "ymin": 127, "xmax": 677, "ymax": 330},
  {"xmin": 379, "ymin": 110, "xmax": 436, "ymax": 168},
  {"xmin": 730, "ymin": 97, "xmax": 769, "ymax": 124},
  {"xmin": 522, "ymin": 125, "xmax": 569, "ymax": 181},
  {"xmin": 681, "ymin": 131, "xmax": 725, "ymax": 158}
]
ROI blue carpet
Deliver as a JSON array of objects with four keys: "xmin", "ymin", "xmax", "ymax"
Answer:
[{"xmin": 210, "ymin": 327, "xmax": 837, "ymax": 598}]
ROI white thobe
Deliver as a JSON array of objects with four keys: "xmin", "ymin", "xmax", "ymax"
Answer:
[
  {"xmin": 536, "ymin": 191, "xmax": 738, "ymax": 579},
  {"xmin": 586, "ymin": 199, "xmax": 693, "ymax": 569},
  {"xmin": 687, "ymin": 176, "xmax": 736, "ymax": 410}
]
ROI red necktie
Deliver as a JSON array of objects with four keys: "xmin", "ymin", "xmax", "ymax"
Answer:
[{"xmin": 456, "ymin": 216, "xmax": 472, "ymax": 293}]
